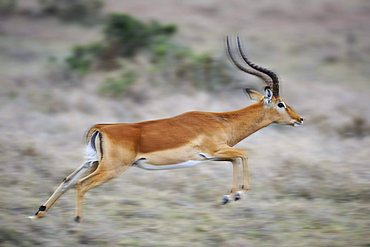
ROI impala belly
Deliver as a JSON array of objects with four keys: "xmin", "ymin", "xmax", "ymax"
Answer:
[
  {"xmin": 134, "ymin": 159, "xmax": 205, "ymax": 170},
  {"xmin": 137, "ymin": 141, "xmax": 205, "ymax": 165},
  {"xmin": 135, "ymin": 129, "xmax": 225, "ymax": 167},
  {"xmin": 134, "ymin": 143, "xmax": 214, "ymax": 170}
]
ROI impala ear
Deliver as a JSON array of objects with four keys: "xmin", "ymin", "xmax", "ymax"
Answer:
[
  {"xmin": 244, "ymin": 88, "xmax": 263, "ymax": 101},
  {"xmin": 264, "ymin": 86, "xmax": 273, "ymax": 105}
]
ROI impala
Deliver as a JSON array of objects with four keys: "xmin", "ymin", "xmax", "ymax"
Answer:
[{"xmin": 30, "ymin": 36, "xmax": 303, "ymax": 222}]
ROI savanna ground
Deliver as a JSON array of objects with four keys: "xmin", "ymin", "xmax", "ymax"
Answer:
[{"xmin": 0, "ymin": 0, "xmax": 370, "ymax": 246}]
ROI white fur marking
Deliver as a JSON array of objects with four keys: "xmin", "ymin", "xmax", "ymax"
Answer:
[
  {"xmin": 86, "ymin": 133, "xmax": 99, "ymax": 162},
  {"xmin": 135, "ymin": 159, "xmax": 205, "ymax": 170},
  {"xmin": 86, "ymin": 144, "xmax": 98, "ymax": 162}
]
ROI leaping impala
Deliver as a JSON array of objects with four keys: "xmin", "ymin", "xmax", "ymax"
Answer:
[{"xmin": 30, "ymin": 36, "xmax": 303, "ymax": 222}]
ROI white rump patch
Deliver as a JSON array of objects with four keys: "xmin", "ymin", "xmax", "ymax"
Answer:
[
  {"xmin": 85, "ymin": 132, "xmax": 99, "ymax": 162},
  {"xmin": 86, "ymin": 143, "xmax": 98, "ymax": 162}
]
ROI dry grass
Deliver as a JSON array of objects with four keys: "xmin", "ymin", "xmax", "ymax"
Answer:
[{"xmin": 1, "ymin": 0, "xmax": 370, "ymax": 246}]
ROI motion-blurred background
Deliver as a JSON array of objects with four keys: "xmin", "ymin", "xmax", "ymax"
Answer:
[{"xmin": 0, "ymin": 0, "xmax": 369, "ymax": 246}]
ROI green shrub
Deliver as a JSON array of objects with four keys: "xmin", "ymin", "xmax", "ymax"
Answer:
[
  {"xmin": 38, "ymin": 0, "xmax": 103, "ymax": 24},
  {"xmin": 66, "ymin": 13, "xmax": 177, "ymax": 72},
  {"xmin": 98, "ymin": 70, "xmax": 137, "ymax": 97},
  {"xmin": 65, "ymin": 42, "xmax": 103, "ymax": 74},
  {"xmin": 149, "ymin": 39, "xmax": 232, "ymax": 90},
  {"xmin": 65, "ymin": 13, "xmax": 233, "ymax": 96},
  {"xmin": 103, "ymin": 13, "xmax": 177, "ymax": 57}
]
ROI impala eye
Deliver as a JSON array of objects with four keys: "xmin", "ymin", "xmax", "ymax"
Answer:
[{"xmin": 277, "ymin": 102, "xmax": 286, "ymax": 108}]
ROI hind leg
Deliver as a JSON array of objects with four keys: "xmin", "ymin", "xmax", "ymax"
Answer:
[
  {"xmin": 74, "ymin": 161, "xmax": 131, "ymax": 223},
  {"xmin": 30, "ymin": 161, "xmax": 98, "ymax": 219}
]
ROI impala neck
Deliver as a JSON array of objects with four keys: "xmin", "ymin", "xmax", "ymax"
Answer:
[{"xmin": 221, "ymin": 102, "xmax": 275, "ymax": 146}]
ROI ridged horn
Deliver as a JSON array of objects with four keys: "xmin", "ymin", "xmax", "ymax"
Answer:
[
  {"xmin": 226, "ymin": 36, "xmax": 274, "ymax": 89},
  {"xmin": 236, "ymin": 35, "xmax": 280, "ymax": 96}
]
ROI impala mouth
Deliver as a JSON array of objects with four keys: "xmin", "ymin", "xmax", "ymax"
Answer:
[{"xmin": 292, "ymin": 119, "xmax": 303, "ymax": 127}]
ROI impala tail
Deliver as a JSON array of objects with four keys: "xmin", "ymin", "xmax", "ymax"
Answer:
[{"xmin": 29, "ymin": 129, "xmax": 102, "ymax": 220}]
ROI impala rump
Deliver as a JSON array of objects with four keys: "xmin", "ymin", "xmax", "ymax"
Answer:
[{"xmin": 86, "ymin": 130, "xmax": 103, "ymax": 162}]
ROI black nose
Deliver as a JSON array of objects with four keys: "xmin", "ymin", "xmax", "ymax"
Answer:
[{"xmin": 300, "ymin": 118, "xmax": 304, "ymax": 122}]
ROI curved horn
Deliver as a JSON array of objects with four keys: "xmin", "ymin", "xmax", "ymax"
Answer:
[
  {"xmin": 236, "ymin": 36, "xmax": 280, "ymax": 96},
  {"xmin": 226, "ymin": 36, "xmax": 274, "ymax": 88}
]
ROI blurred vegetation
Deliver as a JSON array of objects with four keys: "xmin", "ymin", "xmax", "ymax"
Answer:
[
  {"xmin": 104, "ymin": 13, "xmax": 177, "ymax": 58},
  {"xmin": 66, "ymin": 13, "xmax": 177, "ymax": 73},
  {"xmin": 98, "ymin": 70, "xmax": 137, "ymax": 97},
  {"xmin": 149, "ymin": 39, "xmax": 232, "ymax": 91},
  {"xmin": 337, "ymin": 117, "xmax": 370, "ymax": 139},
  {"xmin": 65, "ymin": 13, "xmax": 232, "ymax": 96},
  {"xmin": 65, "ymin": 42, "xmax": 103, "ymax": 75},
  {"xmin": 0, "ymin": 0, "xmax": 17, "ymax": 15},
  {"xmin": 37, "ymin": 0, "xmax": 103, "ymax": 24}
]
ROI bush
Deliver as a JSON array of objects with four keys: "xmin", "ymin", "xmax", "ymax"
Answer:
[
  {"xmin": 104, "ymin": 14, "xmax": 176, "ymax": 57},
  {"xmin": 65, "ymin": 13, "xmax": 233, "ymax": 96},
  {"xmin": 98, "ymin": 70, "xmax": 137, "ymax": 97},
  {"xmin": 66, "ymin": 13, "xmax": 177, "ymax": 73},
  {"xmin": 149, "ymin": 39, "xmax": 232, "ymax": 90},
  {"xmin": 38, "ymin": 0, "xmax": 103, "ymax": 24},
  {"xmin": 103, "ymin": 13, "xmax": 177, "ymax": 57},
  {"xmin": 65, "ymin": 42, "xmax": 103, "ymax": 74},
  {"xmin": 337, "ymin": 117, "xmax": 370, "ymax": 138}
]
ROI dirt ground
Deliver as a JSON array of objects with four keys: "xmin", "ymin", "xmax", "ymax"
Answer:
[{"xmin": 0, "ymin": 0, "xmax": 370, "ymax": 246}]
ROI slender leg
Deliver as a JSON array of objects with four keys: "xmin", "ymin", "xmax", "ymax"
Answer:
[
  {"xmin": 30, "ymin": 161, "xmax": 97, "ymax": 219},
  {"xmin": 74, "ymin": 162, "xmax": 130, "ymax": 223},
  {"xmin": 219, "ymin": 159, "xmax": 242, "ymax": 204},
  {"xmin": 241, "ymin": 156, "xmax": 250, "ymax": 192},
  {"xmin": 213, "ymin": 147, "xmax": 247, "ymax": 204},
  {"xmin": 231, "ymin": 161, "xmax": 239, "ymax": 194}
]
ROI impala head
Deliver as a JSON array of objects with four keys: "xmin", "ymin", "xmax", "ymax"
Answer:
[{"xmin": 226, "ymin": 36, "xmax": 303, "ymax": 127}]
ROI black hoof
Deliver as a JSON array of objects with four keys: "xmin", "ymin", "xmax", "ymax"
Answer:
[
  {"xmin": 35, "ymin": 205, "xmax": 46, "ymax": 215},
  {"xmin": 234, "ymin": 192, "xmax": 241, "ymax": 201},
  {"xmin": 75, "ymin": 216, "xmax": 81, "ymax": 223},
  {"xmin": 222, "ymin": 195, "xmax": 231, "ymax": 205}
]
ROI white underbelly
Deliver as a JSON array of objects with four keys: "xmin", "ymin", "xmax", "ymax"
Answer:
[{"xmin": 134, "ymin": 159, "xmax": 205, "ymax": 170}]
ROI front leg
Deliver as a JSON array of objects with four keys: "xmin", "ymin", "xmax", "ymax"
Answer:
[
  {"xmin": 212, "ymin": 147, "xmax": 247, "ymax": 204},
  {"xmin": 241, "ymin": 156, "xmax": 249, "ymax": 192},
  {"xmin": 220, "ymin": 160, "xmax": 241, "ymax": 204}
]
